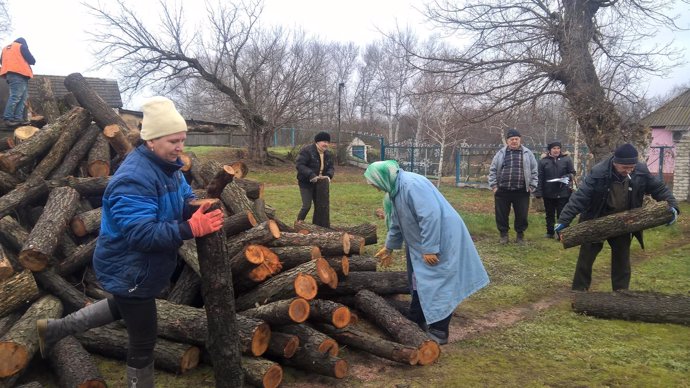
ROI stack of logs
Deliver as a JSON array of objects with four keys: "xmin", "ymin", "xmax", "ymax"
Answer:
[{"xmin": 0, "ymin": 73, "xmax": 440, "ymax": 388}]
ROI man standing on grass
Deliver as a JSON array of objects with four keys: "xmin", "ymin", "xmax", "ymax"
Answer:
[
  {"xmin": 488, "ymin": 128, "xmax": 538, "ymax": 244},
  {"xmin": 1, "ymin": 37, "xmax": 35, "ymax": 127}
]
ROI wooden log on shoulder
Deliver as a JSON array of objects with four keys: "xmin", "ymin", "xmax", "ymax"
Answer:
[
  {"xmin": 275, "ymin": 323, "xmax": 338, "ymax": 357},
  {"xmin": 265, "ymin": 332, "xmax": 299, "ymax": 359},
  {"xmin": 194, "ymin": 199, "xmax": 243, "ymax": 387},
  {"xmin": 19, "ymin": 186, "xmax": 80, "ymax": 271},
  {"xmin": 267, "ymin": 231, "xmax": 351, "ymax": 256},
  {"xmin": 87, "ymin": 134, "xmax": 111, "ymax": 177},
  {"xmin": 48, "ymin": 335, "xmax": 106, "ymax": 388},
  {"xmin": 0, "ymin": 295, "xmax": 62, "ymax": 378},
  {"xmin": 240, "ymin": 298, "xmax": 310, "ymax": 325},
  {"xmin": 355, "ymin": 289, "xmax": 440, "ymax": 366},
  {"xmin": 75, "ymin": 324, "xmax": 199, "ymax": 374},
  {"xmin": 308, "ymin": 299, "xmax": 351, "ymax": 329},
  {"xmin": 560, "ymin": 200, "xmax": 674, "ymax": 248},
  {"xmin": 69, "ymin": 207, "xmax": 102, "ymax": 237},
  {"xmin": 278, "ymin": 343, "xmax": 348, "ymax": 379},
  {"xmin": 241, "ymin": 356, "xmax": 283, "ymax": 388},
  {"xmin": 49, "ymin": 123, "xmax": 102, "ymax": 179},
  {"xmin": 0, "ymin": 270, "xmax": 40, "ymax": 318},
  {"xmin": 316, "ymin": 323, "xmax": 420, "ymax": 365},
  {"xmin": 572, "ymin": 290, "xmax": 690, "ymax": 325},
  {"xmin": 318, "ymin": 271, "xmax": 409, "ymax": 297}
]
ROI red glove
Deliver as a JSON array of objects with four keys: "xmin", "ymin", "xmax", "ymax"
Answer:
[{"xmin": 188, "ymin": 202, "xmax": 224, "ymax": 237}]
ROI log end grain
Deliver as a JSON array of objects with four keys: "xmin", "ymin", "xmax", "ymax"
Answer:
[
  {"xmin": 19, "ymin": 250, "xmax": 49, "ymax": 272},
  {"xmin": 332, "ymin": 306, "xmax": 351, "ymax": 329},
  {"xmin": 14, "ymin": 126, "xmax": 39, "ymax": 141},
  {"xmin": 416, "ymin": 340, "xmax": 441, "ymax": 366},
  {"xmin": 407, "ymin": 348, "xmax": 421, "ymax": 366},
  {"xmin": 262, "ymin": 363, "xmax": 284, "ymax": 388},
  {"xmin": 245, "ymin": 245, "xmax": 265, "ymax": 265},
  {"xmin": 179, "ymin": 153, "xmax": 192, "ymax": 172},
  {"xmin": 70, "ymin": 217, "xmax": 88, "ymax": 237},
  {"xmin": 0, "ymin": 153, "xmax": 20, "ymax": 174},
  {"xmin": 288, "ymin": 298, "xmax": 310, "ymax": 323},
  {"xmin": 87, "ymin": 161, "xmax": 110, "ymax": 178},
  {"xmin": 340, "ymin": 256, "xmax": 349, "ymax": 276},
  {"xmin": 342, "ymin": 233, "xmax": 351, "ymax": 255},
  {"xmin": 252, "ymin": 322, "xmax": 272, "ymax": 356},
  {"xmin": 325, "ymin": 267, "xmax": 338, "ymax": 289},
  {"xmin": 293, "ymin": 273, "xmax": 318, "ymax": 300},
  {"xmin": 268, "ymin": 220, "xmax": 281, "ymax": 239},
  {"xmin": 179, "ymin": 346, "xmax": 201, "ymax": 374},
  {"xmin": 247, "ymin": 211, "xmax": 258, "ymax": 227},
  {"xmin": 229, "ymin": 161, "xmax": 249, "ymax": 179},
  {"xmin": 0, "ymin": 341, "xmax": 28, "ymax": 377},
  {"xmin": 310, "ymin": 246, "xmax": 321, "ymax": 260},
  {"xmin": 315, "ymin": 258, "xmax": 334, "ymax": 287},
  {"xmin": 318, "ymin": 339, "xmax": 339, "ymax": 357},
  {"xmin": 283, "ymin": 336, "xmax": 300, "ymax": 358},
  {"xmin": 333, "ymin": 358, "xmax": 348, "ymax": 379}
]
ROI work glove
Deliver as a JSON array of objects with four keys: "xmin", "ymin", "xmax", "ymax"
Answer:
[
  {"xmin": 188, "ymin": 202, "xmax": 224, "ymax": 237},
  {"xmin": 423, "ymin": 253, "xmax": 439, "ymax": 266},
  {"xmin": 309, "ymin": 176, "xmax": 319, "ymax": 183},
  {"xmin": 668, "ymin": 207, "xmax": 678, "ymax": 226},
  {"xmin": 375, "ymin": 247, "xmax": 394, "ymax": 267},
  {"xmin": 318, "ymin": 175, "xmax": 331, "ymax": 182}
]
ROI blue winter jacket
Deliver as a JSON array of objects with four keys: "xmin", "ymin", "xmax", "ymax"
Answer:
[{"xmin": 93, "ymin": 145, "xmax": 195, "ymax": 298}]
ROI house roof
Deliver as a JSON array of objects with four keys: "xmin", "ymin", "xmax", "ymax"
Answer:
[
  {"xmin": 29, "ymin": 75, "xmax": 123, "ymax": 108},
  {"xmin": 641, "ymin": 88, "xmax": 690, "ymax": 130}
]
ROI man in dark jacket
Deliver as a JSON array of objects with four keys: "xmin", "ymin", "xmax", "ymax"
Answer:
[
  {"xmin": 535, "ymin": 141, "xmax": 576, "ymax": 238},
  {"xmin": 295, "ymin": 131, "xmax": 335, "ymax": 225},
  {"xmin": 555, "ymin": 143, "xmax": 679, "ymax": 291}
]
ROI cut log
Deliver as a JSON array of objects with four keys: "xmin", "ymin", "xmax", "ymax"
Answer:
[
  {"xmin": 318, "ymin": 271, "xmax": 409, "ymax": 297},
  {"xmin": 0, "ymin": 182, "xmax": 48, "ymax": 220},
  {"xmin": 63, "ymin": 73, "xmax": 132, "ymax": 134},
  {"xmin": 265, "ymin": 332, "xmax": 299, "ymax": 359},
  {"xmin": 235, "ymin": 178, "xmax": 263, "ymax": 200},
  {"xmin": 12, "ymin": 126, "xmax": 38, "ymax": 142},
  {"xmin": 241, "ymin": 356, "xmax": 283, "ymax": 388},
  {"xmin": 323, "ymin": 256, "xmax": 349, "ymax": 278},
  {"xmin": 178, "ymin": 239, "xmax": 200, "ymax": 275},
  {"xmin": 167, "ymin": 264, "xmax": 201, "ymax": 306},
  {"xmin": 229, "ymin": 161, "xmax": 249, "ymax": 179},
  {"xmin": 317, "ymin": 323, "xmax": 420, "ymax": 365},
  {"xmin": 29, "ymin": 77, "xmax": 61, "ymax": 124},
  {"xmin": 355, "ymin": 289, "xmax": 439, "ymax": 366},
  {"xmin": 295, "ymin": 222, "xmax": 378, "ymax": 246},
  {"xmin": 0, "ymin": 247, "xmax": 12, "ymax": 281},
  {"xmin": 270, "ymin": 245, "xmax": 321, "ymax": 272},
  {"xmin": 33, "ymin": 269, "xmax": 95, "ymax": 313},
  {"xmin": 234, "ymin": 258, "xmax": 334, "ymax": 311},
  {"xmin": 275, "ymin": 324, "xmax": 339, "ymax": 357},
  {"xmin": 0, "ymin": 137, "xmax": 13, "ymax": 153},
  {"xmin": 198, "ymin": 160, "xmax": 253, "ymax": 216},
  {"xmin": 572, "ymin": 290, "xmax": 690, "ymax": 325},
  {"xmin": 240, "ymin": 298, "xmax": 310, "ymax": 325},
  {"xmin": 49, "ymin": 123, "xmax": 102, "ymax": 179},
  {"xmin": 155, "ymin": 299, "xmax": 271, "ymax": 357},
  {"xmin": 102, "ymin": 124, "xmax": 134, "ymax": 157},
  {"xmin": 69, "ymin": 207, "xmax": 102, "ymax": 238},
  {"xmin": 193, "ymin": 199, "xmax": 244, "ymax": 388},
  {"xmin": 0, "ymin": 295, "xmax": 63, "ymax": 378},
  {"xmin": 46, "ymin": 176, "xmax": 110, "ymax": 197},
  {"xmin": 48, "ymin": 336, "xmax": 106, "ymax": 388},
  {"xmin": 560, "ymin": 200, "xmax": 675, "ymax": 248},
  {"xmin": 75, "ymin": 324, "xmax": 200, "ymax": 374},
  {"xmin": 0, "ymin": 216, "xmax": 28, "ymax": 254},
  {"xmin": 345, "ymin": 255, "xmax": 379, "ymax": 273},
  {"xmin": 0, "ymin": 270, "xmax": 40, "ymax": 318},
  {"xmin": 267, "ymin": 231, "xmax": 350, "ymax": 256},
  {"xmin": 226, "ymin": 220, "xmax": 281, "ymax": 257},
  {"xmin": 231, "ymin": 245, "xmax": 283, "ymax": 293},
  {"xmin": 253, "ymin": 197, "xmax": 269, "ymax": 223},
  {"xmin": 0, "ymin": 313, "xmax": 21, "ymax": 338},
  {"xmin": 308, "ymin": 299, "xmax": 351, "ymax": 329},
  {"xmin": 278, "ymin": 343, "xmax": 348, "ymax": 379},
  {"xmin": 19, "ymin": 186, "xmax": 80, "ymax": 271},
  {"xmin": 56, "ymin": 239, "xmax": 96, "ymax": 277},
  {"xmin": 206, "ymin": 165, "xmax": 235, "ymax": 199},
  {"xmin": 186, "ymin": 152, "xmax": 205, "ymax": 188},
  {"xmin": 0, "ymin": 171, "xmax": 20, "ymax": 195},
  {"xmin": 87, "ymin": 134, "xmax": 111, "ymax": 178},
  {"xmin": 224, "ymin": 210, "xmax": 258, "ymax": 237},
  {"xmin": 312, "ymin": 178, "xmax": 330, "ymax": 227}
]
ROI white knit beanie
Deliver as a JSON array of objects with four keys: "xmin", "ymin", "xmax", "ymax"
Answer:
[{"xmin": 140, "ymin": 96, "xmax": 188, "ymax": 140}]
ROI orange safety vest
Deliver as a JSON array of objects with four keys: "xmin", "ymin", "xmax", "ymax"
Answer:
[{"xmin": 0, "ymin": 42, "xmax": 33, "ymax": 78}]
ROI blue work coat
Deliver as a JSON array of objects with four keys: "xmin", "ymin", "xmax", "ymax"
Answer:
[{"xmin": 385, "ymin": 170, "xmax": 490, "ymax": 324}]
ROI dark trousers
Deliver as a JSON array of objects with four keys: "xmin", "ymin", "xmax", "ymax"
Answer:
[
  {"xmin": 110, "ymin": 295, "xmax": 158, "ymax": 368},
  {"xmin": 572, "ymin": 233, "xmax": 632, "ymax": 291},
  {"xmin": 408, "ymin": 291, "xmax": 452, "ymax": 335},
  {"xmin": 297, "ymin": 185, "xmax": 315, "ymax": 221},
  {"xmin": 494, "ymin": 189, "xmax": 531, "ymax": 235},
  {"xmin": 543, "ymin": 197, "xmax": 570, "ymax": 234}
]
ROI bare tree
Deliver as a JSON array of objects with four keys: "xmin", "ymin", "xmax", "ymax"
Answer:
[
  {"xmin": 0, "ymin": 1, "xmax": 10, "ymax": 39},
  {"xmin": 87, "ymin": 0, "xmax": 329, "ymax": 163},
  {"xmin": 414, "ymin": 0, "xmax": 688, "ymax": 161}
]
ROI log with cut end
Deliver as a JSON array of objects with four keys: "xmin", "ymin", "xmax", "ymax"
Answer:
[
  {"xmin": 253, "ymin": 197, "xmax": 269, "ymax": 223},
  {"xmin": 355, "ymin": 289, "xmax": 440, "ymax": 366},
  {"xmin": 155, "ymin": 299, "xmax": 271, "ymax": 357},
  {"xmin": 63, "ymin": 73, "xmax": 131, "ymax": 133},
  {"xmin": 560, "ymin": 200, "xmax": 675, "ymax": 248},
  {"xmin": 235, "ymin": 178, "xmax": 263, "ymax": 200},
  {"xmin": 102, "ymin": 124, "xmax": 134, "ymax": 156},
  {"xmin": 308, "ymin": 299, "xmax": 351, "ymax": 329},
  {"xmin": 278, "ymin": 343, "xmax": 348, "ymax": 379},
  {"xmin": 318, "ymin": 271, "xmax": 409, "ymax": 297},
  {"xmin": 322, "ymin": 255, "xmax": 348, "ymax": 278},
  {"xmin": 230, "ymin": 244, "xmax": 282, "ymax": 293},
  {"xmin": 75, "ymin": 324, "xmax": 200, "ymax": 374},
  {"xmin": 234, "ymin": 258, "xmax": 334, "ymax": 311},
  {"xmin": 206, "ymin": 165, "xmax": 236, "ymax": 198},
  {"xmin": 70, "ymin": 207, "xmax": 102, "ymax": 237},
  {"xmin": 0, "ymin": 182, "xmax": 48, "ymax": 220},
  {"xmin": 0, "ymin": 270, "xmax": 40, "ymax": 318},
  {"xmin": 47, "ymin": 336, "xmax": 106, "ymax": 388},
  {"xmin": 0, "ymin": 295, "xmax": 63, "ymax": 378},
  {"xmin": 33, "ymin": 269, "xmax": 95, "ymax": 313},
  {"xmin": 0, "ymin": 171, "xmax": 20, "ymax": 195},
  {"xmin": 19, "ymin": 186, "xmax": 80, "ymax": 271},
  {"xmin": 227, "ymin": 220, "xmax": 281, "ymax": 257},
  {"xmin": 229, "ymin": 161, "xmax": 249, "ymax": 179},
  {"xmin": 0, "ymin": 246, "xmax": 12, "ymax": 281},
  {"xmin": 316, "ymin": 323, "xmax": 419, "ymax": 365},
  {"xmin": 312, "ymin": 178, "xmax": 330, "ymax": 227},
  {"xmin": 30, "ymin": 77, "xmax": 61, "ymax": 123},
  {"xmin": 46, "ymin": 176, "xmax": 110, "ymax": 197},
  {"xmin": 0, "ymin": 136, "xmax": 13, "ymax": 153},
  {"xmin": 267, "ymin": 231, "xmax": 351, "ymax": 256},
  {"xmin": 240, "ymin": 298, "xmax": 310, "ymax": 325},
  {"xmin": 224, "ymin": 210, "xmax": 258, "ymax": 236},
  {"xmin": 167, "ymin": 264, "xmax": 201, "ymax": 306},
  {"xmin": 86, "ymin": 134, "xmax": 111, "ymax": 177},
  {"xmin": 241, "ymin": 356, "xmax": 283, "ymax": 388},
  {"xmin": 275, "ymin": 324, "xmax": 339, "ymax": 357},
  {"xmin": 572, "ymin": 290, "xmax": 690, "ymax": 325},
  {"xmin": 265, "ymin": 332, "xmax": 299, "ymax": 359},
  {"xmin": 295, "ymin": 222, "xmax": 378, "ymax": 246},
  {"xmin": 57, "ymin": 239, "xmax": 96, "ymax": 277},
  {"xmin": 269, "ymin": 245, "xmax": 321, "ymax": 272},
  {"xmin": 198, "ymin": 160, "xmax": 254, "ymax": 215},
  {"xmin": 12, "ymin": 126, "xmax": 38, "ymax": 142},
  {"xmin": 345, "ymin": 255, "xmax": 378, "ymax": 272},
  {"xmin": 49, "ymin": 124, "xmax": 102, "ymax": 179}
]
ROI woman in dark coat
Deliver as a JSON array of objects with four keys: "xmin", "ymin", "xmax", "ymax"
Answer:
[{"xmin": 535, "ymin": 141, "xmax": 576, "ymax": 238}]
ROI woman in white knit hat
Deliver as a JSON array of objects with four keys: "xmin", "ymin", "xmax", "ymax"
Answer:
[{"xmin": 37, "ymin": 96, "xmax": 224, "ymax": 387}]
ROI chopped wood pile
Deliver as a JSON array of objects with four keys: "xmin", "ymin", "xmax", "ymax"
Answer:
[{"xmin": 0, "ymin": 73, "xmax": 438, "ymax": 387}]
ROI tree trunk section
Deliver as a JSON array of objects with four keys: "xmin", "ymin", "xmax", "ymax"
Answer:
[
  {"xmin": 319, "ymin": 271, "xmax": 409, "ymax": 297},
  {"xmin": 308, "ymin": 299, "xmax": 351, "ymax": 329},
  {"xmin": 269, "ymin": 245, "xmax": 321, "ymax": 272},
  {"xmin": 241, "ymin": 356, "xmax": 283, "ymax": 388},
  {"xmin": 102, "ymin": 124, "xmax": 134, "ymax": 157},
  {"xmin": 0, "ymin": 171, "xmax": 20, "ymax": 195},
  {"xmin": 48, "ymin": 335, "xmax": 106, "ymax": 388},
  {"xmin": 69, "ymin": 207, "xmax": 102, "ymax": 237},
  {"xmin": 226, "ymin": 220, "xmax": 281, "ymax": 258},
  {"xmin": 33, "ymin": 269, "xmax": 95, "ymax": 313},
  {"xmin": 235, "ymin": 178, "xmax": 263, "ymax": 200},
  {"xmin": 46, "ymin": 176, "xmax": 110, "ymax": 197},
  {"xmin": 295, "ymin": 222, "xmax": 378, "ymax": 246},
  {"xmin": 275, "ymin": 323, "xmax": 338, "ymax": 356},
  {"xmin": 0, "ymin": 270, "xmax": 39, "ymax": 318},
  {"xmin": 345, "ymin": 255, "xmax": 378, "ymax": 273},
  {"xmin": 57, "ymin": 239, "xmax": 96, "ymax": 277},
  {"xmin": 167, "ymin": 264, "xmax": 201, "ymax": 306},
  {"xmin": 0, "ymin": 182, "xmax": 48, "ymax": 220},
  {"xmin": 277, "ymin": 343, "xmax": 348, "ymax": 379},
  {"xmin": 317, "ymin": 323, "xmax": 419, "ymax": 365},
  {"xmin": 63, "ymin": 73, "xmax": 132, "ymax": 132},
  {"xmin": 265, "ymin": 332, "xmax": 299, "ymax": 359},
  {"xmin": 224, "ymin": 210, "xmax": 258, "ymax": 237},
  {"xmin": 572, "ymin": 290, "xmax": 690, "ymax": 325},
  {"xmin": 205, "ymin": 165, "xmax": 235, "ymax": 199},
  {"xmin": 312, "ymin": 179, "xmax": 330, "ymax": 227},
  {"xmin": 561, "ymin": 201, "xmax": 674, "ymax": 248},
  {"xmin": 49, "ymin": 124, "xmax": 102, "ymax": 179},
  {"xmin": 29, "ymin": 77, "xmax": 61, "ymax": 124},
  {"xmin": 87, "ymin": 134, "xmax": 111, "ymax": 178},
  {"xmin": 178, "ymin": 239, "xmax": 200, "ymax": 275},
  {"xmin": 267, "ymin": 231, "xmax": 350, "ymax": 256},
  {"xmin": 355, "ymin": 289, "xmax": 439, "ymax": 365},
  {"xmin": 240, "ymin": 298, "xmax": 310, "ymax": 325}
]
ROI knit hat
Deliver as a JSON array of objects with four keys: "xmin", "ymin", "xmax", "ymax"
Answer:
[
  {"xmin": 140, "ymin": 96, "xmax": 187, "ymax": 141},
  {"xmin": 547, "ymin": 141, "xmax": 562, "ymax": 150},
  {"xmin": 612, "ymin": 143, "xmax": 638, "ymax": 165},
  {"xmin": 506, "ymin": 128, "xmax": 521, "ymax": 139},
  {"xmin": 314, "ymin": 131, "xmax": 331, "ymax": 143}
]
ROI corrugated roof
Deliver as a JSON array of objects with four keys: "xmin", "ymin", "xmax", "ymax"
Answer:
[
  {"xmin": 28, "ymin": 75, "xmax": 123, "ymax": 108},
  {"xmin": 641, "ymin": 88, "xmax": 690, "ymax": 128}
]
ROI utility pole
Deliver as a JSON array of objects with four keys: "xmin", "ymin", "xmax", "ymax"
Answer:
[{"xmin": 337, "ymin": 82, "xmax": 344, "ymax": 163}]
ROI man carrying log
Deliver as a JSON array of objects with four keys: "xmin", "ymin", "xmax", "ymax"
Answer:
[
  {"xmin": 36, "ymin": 97, "xmax": 224, "ymax": 388},
  {"xmin": 365, "ymin": 160, "xmax": 490, "ymax": 344},
  {"xmin": 295, "ymin": 131, "xmax": 334, "ymax": 227},
  {"xmin": 555, "ymin": 143, "xmax": 679, "ymax": 291}
]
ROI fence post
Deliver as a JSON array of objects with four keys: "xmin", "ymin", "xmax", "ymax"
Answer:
[
  {"xmin": 455, "ymin": 148, "xmax": 461, "ymax": 186},
  {"xmin": 410, "ymin": 145, "xmax": 415, "ymax": 172},
  {"xmin": 380, "ymin": 137, "xmax": 385, "ymax": 160},
  {"xmin": 291, "ymin": 128, "xmax": 295, "ymax": 147}
]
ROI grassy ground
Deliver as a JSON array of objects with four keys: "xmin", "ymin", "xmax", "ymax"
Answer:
[{"xmin": 19, "ymin": 146, "xmax": 690, "ymax": 387}]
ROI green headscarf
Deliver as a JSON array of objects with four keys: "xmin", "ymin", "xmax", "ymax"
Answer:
[{"xmin": 364, "ymin": 160, "xmax": 400, "ymax": 229}]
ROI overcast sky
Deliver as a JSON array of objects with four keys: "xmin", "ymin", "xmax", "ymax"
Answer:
[{"xmin": 6, "ymin": 0, "xmax": 690, "ymax": 110}]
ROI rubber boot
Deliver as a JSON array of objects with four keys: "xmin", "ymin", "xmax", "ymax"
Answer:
[
  {"xmin": 127, "ymin": 362, "xmax": 155, "ymax": 388},
  {"xmin": 37, "ymin": 299, "xmax": 114, "ymax": 358}
]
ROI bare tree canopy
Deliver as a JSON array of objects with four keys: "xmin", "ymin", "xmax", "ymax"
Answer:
[
  {"xmin": 413, "ymin": 0, "xmax": 689, "ymax": 160},
  {"xmin": 0, "ymin": 1, "xmax": 11, "ymax": 39}
]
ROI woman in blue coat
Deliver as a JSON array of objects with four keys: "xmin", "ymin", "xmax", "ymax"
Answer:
[{"xmin": 365, "ymin": 160, "xmax": 489, "ymax": 344}]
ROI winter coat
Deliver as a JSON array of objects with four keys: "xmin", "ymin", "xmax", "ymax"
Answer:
[
  {"xmin": 93, "ymin": 145, "xmax": 195, "ymax": 298},
  {"xmin": 385, "ymin": 170, "xmax": 490, "ymax": 324},
  {"xmin": 295, "ymin": 143, "xmax": 334, "ymax": 188},
  {"xmin": 535, "ymin": 153, "xmax": 576, "ymax": 199},
  {"xmin": 558, "ymin": 156, "xmax": 678, "ymax": 248},
  {"xmin": 488, "ymin": 145, "xmax": 538, "ymax": 191}
]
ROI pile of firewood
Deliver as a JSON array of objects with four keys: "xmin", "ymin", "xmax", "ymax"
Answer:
[{"xmin": 0, "ymin": 73, "xmax": 439, "ymax": 388}]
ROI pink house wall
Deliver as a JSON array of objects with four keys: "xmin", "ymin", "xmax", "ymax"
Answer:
[{"xmin": 647, "ymin": 128, "xmax": 675, "ymax": 175}]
